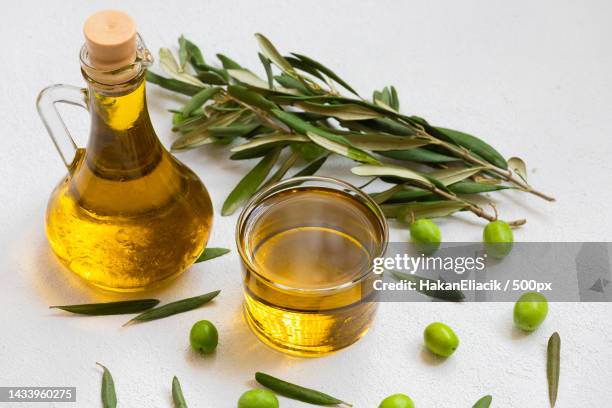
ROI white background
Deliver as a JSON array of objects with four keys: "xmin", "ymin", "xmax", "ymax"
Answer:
[{"xmin": 1, "ymin": 0, "xmax": 611, "ymax": 407}]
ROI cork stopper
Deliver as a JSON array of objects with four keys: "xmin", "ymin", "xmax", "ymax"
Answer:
[{"xmin": 84, "ymin": 10, "xmax": 137, "ymax": 71}]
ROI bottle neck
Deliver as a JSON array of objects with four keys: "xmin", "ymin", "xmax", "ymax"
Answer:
[{"xmin": 84, "ymin": 71, "xmax": 163, "ymax": 179}]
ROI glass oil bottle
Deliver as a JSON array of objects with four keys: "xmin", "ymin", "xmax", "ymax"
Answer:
[{"xmin": 37, "ymin": 11, "xmax": 213, "ymax": 291}]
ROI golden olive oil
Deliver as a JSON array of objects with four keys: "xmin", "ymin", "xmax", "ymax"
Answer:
[
  {"xmin": 45, "ymin": 78, "xmax": 213, "ymax": 291},
  {"xmin": 238, "ymin": 183, "xmax": 387, "ymax": 356}
]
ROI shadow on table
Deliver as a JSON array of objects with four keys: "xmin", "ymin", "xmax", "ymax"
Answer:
[
  {"xmin": 17, "ymin": 224, "xmax": 214, "ymax": 308},
  {"xmin": 190, "ymin": 306, "xmax": 299, "ymax": 385}
]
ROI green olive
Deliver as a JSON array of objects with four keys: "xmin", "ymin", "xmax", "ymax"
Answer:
[
  {"xmin": 378, "ymin": 393, "xmax": 415, "ymax": 408},
  {"xmin": 189, "ymin": 320, "xmax": 218, "ymax": 355},
  {"xmin": 514, "ymin": 292, "xmax": 548, "ymax": 332},
  {"xmin": 424, "ymin": 322, "xmax": 459, "ymax": 357},
  {"xmin": 238, "ymin": 389, "xmax": 279, "ymax": 408},
  {"xmin": 483, "ymin": 220, "xmax": 514, "ymax": 259},
  {"xmin": 410, "ymin": 218, "xmax": 441, "ymax": 255}
]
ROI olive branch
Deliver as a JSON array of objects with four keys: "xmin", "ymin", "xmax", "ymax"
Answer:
[{"xmin": 147, "ymin": 34, "xmax": 555, "ymax": 226}]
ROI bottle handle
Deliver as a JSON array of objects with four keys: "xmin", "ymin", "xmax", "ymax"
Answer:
[{"xmin": 36, "ymin": 84, "xmax": 88, "ymax": 169}]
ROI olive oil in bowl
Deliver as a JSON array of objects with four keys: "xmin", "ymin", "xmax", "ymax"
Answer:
[{"xmin": 237, "ymin": 177, "xmax": 388, "ymax": 357}]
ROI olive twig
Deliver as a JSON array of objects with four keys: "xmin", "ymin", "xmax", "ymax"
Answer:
[
  {"xmin": 489, "ymin": 202, "xmax": 499, "ymax": 221},
  {"xmin": 417, "ymin": 130, "xmax": 555, "ymax": 202},
  {"xmin": 221, "ymin": 90, "xmax": 289, "ymax": 133},
  {"xmin": 420, "ymin": 182, "xmax": 526, "ymax": 227}
]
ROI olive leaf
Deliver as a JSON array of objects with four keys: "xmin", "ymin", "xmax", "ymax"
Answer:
[
  {"xmin": 268, "ymin": 93, "xmax": 350, "ymax": 104},
  {"xmin": 258, "ymin": 52, "xmax": 274, "ymax": 89},
  {"xmin": 172, "ymin": 376, "xmax": 188, "ymax": 408},
  {"xmin": 255, "ymin": 33, "xmax": 294, "ymax": 73},
  {"xmin": 296, "ymin": 102, "xmax": 381, "ymax": 120},
  {"xmin": 284, "ymin": 56, "xmax": 326, "ymax": 81},
  {"xmin": 411, "ymin": 201, "xmax": 467, "ymax": 221},
  {"xmin": 378, "ymin": 148, "xmax": 458, "ymax": 163},
  {"xmin": 275, "ymin": 74, "xmax": 312, "ymax": 95},
  {"xmin": 372, "ymin": 187, "xmax": 430, "ymax": 205},
  {"xmin": 230, "ymin": 144, "xmax": 281, "ymax": 160},
  {"xmin": 217, "ymin": 54, "xmax": 243, "ymax": 70},
  {"xmin": 434, "ymin": 126, "xmax": 508, "ymax": 170},
  {"xmin": 205, "ymin": 104, "xmax": 243, "ymax": 113},
  {"xmin": 429, "ymin": 167, "xmax": 484, "ymax": 186},
  {"xmin": 364, "ymin": 117, "xmax": 415, "ymax": 136},
  {"xmin": 222, "ymin": 148, "xmax": 281, "ymax": 215},
  {"xmin": 344, "ymin": 134, "xmax": 429, "ymax": 152},
  {"xmin": 307, "ymin": 132, "xmax": 380, "ymax": 165},
  {"xmin": 50, "ymin": 299, "xmax": 159, "ymax": 316},
  {"xmin": 290, "ymin": 52, "xmax": 359, "ymax": 96},
  {"xmin": 197, "ymin": 110, "xmax": 246, "ymax": 131},
  {"xmin": 195, "ymin": 247, "xmax": 230, "ymax": 263},
  {"xmin": 382, "ymin": 200, "xmax": 467, "ymax": 220},
  {"xmin": 373, "ymin": 98, "xmax": 397, "ymax": 113},
  {"xmin": 172, "ymin": 111, "xmax": 188, "ymax": 126},
  {"xmin": 230, "ymin": 133, "xmax": 309, "ymax": 153},
  {"xmin": 255, "ymin": 372, "xmax": 351, "ymax": 407},
  {"xmin": 209, "ymin": 123, "xmax": 260, "ymax": 139},
  {"xmin": 371, "ymin": 183, "xmax": 408, "ymax": 204},
  {"xmin": 292, "ymin": 154, "xmax": 328, "ymax": 177},
  {"xmin": 381, "ymin": 202, "xmax": 420, "ymax": 218},
  {"xmin": 186, "ymin": 39, "xmax": 205, "ymax": 66},
  {"xmin": 172, "ymin": 115, "xmax": 208, "ymax": 133},
  {"xmin": 378, "ymin": 181, "xmax": 510, "ymax": 204},
  {"xmin": 472, "ymin": 395, "xmax": 493, "ymax": 408},
  {"xmin": 450, "ymin": 181, "xmax": 509, "ymax": 194},
  {"xmin": 227, "ymin": 85, "xmax": 277, "ymax": 111},
  {"xmin": 159, "ymin": 48, "xmax": 206, "ymax": 87},
  {"xmin": 227, "ymin": 69, "xmax": 271, "ymax": 89},
  {"xmin": 146, "ymin": 71, "xmax": 202, "ymax": 96},
  {"xmin": 372, "ymin": 86, "xmax": 400, "ymax": 112},
  {"xmin": 373, "ymin": 88, "xmax": 387, "ymax": 106},
  {"xmin": 178, "ymin": 35, "xmax": 189, "ymax": 71},
  {"xmin": 292, "ymin": 142, "xmax": 326, "ymax": 160},
  {"xmin": 547, "ymin": 332, "xmax": 561, "ymax": 407},
  {"xmin": 172, "ymin": 111, "xmax": 243, "ymax": 151},
  {"xmin": 398, "ymin": 201, "xmax": 467, "ymax": 221},
  {"xmin": 191, "ymin": 61, "xmax": 230, "ymax": 82},
  {"xmin": 97, "ymin": 363, "xmax": 117, "ymax": 408},
  {"xmin": 179, "ymin": 35, "xmax": 205, "ymax": 67},
  {"xmin": 508, "ymin": 156, "xmax": 528, "ymax": 182},
  {"xmin": 260, "ymin": 151, "xmax": 299, "ymax": 190},
  {"xmin": 124, "ymin": 291, "xmax": 220, "ymax": 326},
  {"xmin": 170, "ymin": 129, "xmax": 212, "ymax": 151},
  {"xmin": 197, "ymin": 71, "xmax": 227, "ymax": 85},
  {"xmin": 390, "ymin": 86, "xmax": 399, "ymax": 110},
  {"xmin": 351, "ymin": 164, "xmax": 432, "ymax": 186},
  {"xmin": 473, "ymin": 176, "xmax": 504, "ymax": 185},
  {"xmin": 271, "ymin": 109, "xmax": 355, "ymax": 147},
  {"xmin": 181, "ymin": 87, "xmax": 221, "ymax": 116}
]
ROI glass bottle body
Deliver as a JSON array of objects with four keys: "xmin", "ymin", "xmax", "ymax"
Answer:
[{"xmin": 44, "ymin": 71, "xmax": 213, "ymax": 291}]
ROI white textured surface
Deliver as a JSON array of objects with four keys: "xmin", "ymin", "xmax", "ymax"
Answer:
[{"xmin": 1, "ymin": 0, "xmax": 611, "ymax": 407}]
